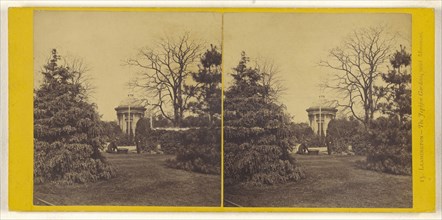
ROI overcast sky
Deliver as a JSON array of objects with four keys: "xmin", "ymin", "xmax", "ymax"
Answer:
[
  {"xmin": 223, "ymin": 13, "xmax": 411, "ymax": 123},
  {"xmin": 34, "ymin": 11, "xmax": 410, "ymax": 123},
  {"xmin": 34, "ymin": 11, "xmax": 222, "ymax": 121}
]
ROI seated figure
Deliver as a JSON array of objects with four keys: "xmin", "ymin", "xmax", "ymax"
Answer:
[{"xmin": 107, "ymin": 141, "xmax": 118, "ymax": 153}]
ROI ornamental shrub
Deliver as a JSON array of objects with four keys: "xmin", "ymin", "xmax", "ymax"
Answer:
[
  {"xmin": 326, "ymin": 118, "xmax": 367, "ymax": 155},
  {"xmin": 166, "ymin": 128, "xmax": 221, "ymax": 174},
  {"xmin": 34, "ymin": 49, "xmax": 115, "ymax": 184},
  {"xmin": 138, "ymin": 128, "xmax": 185, "ymax": 154},
  {"xmin": 135, "ymin": 119, "xmax": 220, "ymax": 174},
  {"xmin": 362, "ymin": 117, "xmax": 412, "ymax": 175}
]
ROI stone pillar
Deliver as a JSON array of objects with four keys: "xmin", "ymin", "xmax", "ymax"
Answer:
[
  {"xmin": 122, "ymin": 113, "xmax": 126, "ymax": 134},
  {"xmin": 312, "ymin": 115, "xmax": 317, "ymax": 135},
  {"xmin": 323, "ymin": 114, "xmax": 330, "ymax": 136}
]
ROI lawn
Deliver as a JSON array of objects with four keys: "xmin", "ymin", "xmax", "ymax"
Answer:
[
  {"xmin": 224, "ymin": 155, "xmax": 412, "ymax": 208},
  {"xmin": 34, "ymin": 153, "xmax": 221, "ymax": 206}
]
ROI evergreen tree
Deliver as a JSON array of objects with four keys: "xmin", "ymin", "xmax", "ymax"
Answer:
[
  {"xmin": 364, "ymin": 46, "xmax": 412, "ymax": 175},
  {"xmin": 34, "ymin": 49, "xmax": 115, "ymax": 184},
  {"xmin": 378, "ymin": 45, "xmax": 412, "ymax": 122},
  {"xmin": 224, "ymin": 52, "xmax": 305, "ymax": 185},
  {"xmin": 186, "ymin": 45, "xmax": 222, "ymax": 125},
  {"xmin": 135, "ymin": 118, "xmax": 151, "ymax": 153}
]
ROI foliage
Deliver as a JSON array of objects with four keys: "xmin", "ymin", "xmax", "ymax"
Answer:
[
  {"xmin": 363, "ymin": 46, "xmax": 412, "ymax": 175},
  {"xmin": 100, "ymin": 120, "xmax": 134, "ymax": 146},
  {"xmin": 134, "ymin": 118, "xmax": 152, "ymax": 152},
  {"xmin": 166, "ymin": 128, "xmax": 221, "ymax": 174},
  {"xmin": 152, "ymin": 114, "xmax": 174, "ymax": 128},
  {"xmin": 34, "ymin": 49, "xmax": 115, "ymax": 184},
  {"xmin": 99, "ymin": 121, "xmax": 122, "ymax": 143},
  {"xmin": 134, "ymin": 121, "xmax": 221, "ymax": 174},
  {"xmin": 181, "ymin": 115, "xmax": 213, "ymax": 128},
  {"xmin": 289, "ymin": 122, "xmax": 315, "ymax": 145},
  {"xmin": 186, "ymin": 45, "xmax": 222, "ymax": 126},
  {"xmin": 115, "ymin": 133, "xmax": 134, "ymax": 146},
  {"xmin": 362, "ymin": 117, "xmax": 412, "ymax": 175},
  {"xmin": 377, "ymin": 45, "xmax": 412, "ymax": 121},
  {"xmin": 326, "ymin": 118, "xmax": 367, "ymax": 155},
  {"xmin": 289, "ymin": 122, "xmax": 326, "ymax": 151},
  {"xmin": 135, "ymin": 128, "xmax": 182, "ymax": 154},
  {"xmin": 224, "ymin": 52, "xmax": 305, "ymax": 185}
]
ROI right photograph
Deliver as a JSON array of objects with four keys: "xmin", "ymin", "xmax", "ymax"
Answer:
[{"xmin": 223, "ymin": 13, "xmax": 412, "ymax": 208}]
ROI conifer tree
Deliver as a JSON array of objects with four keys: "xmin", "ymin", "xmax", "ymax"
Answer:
[
  {"xmin": 365, "ymin": 46, "xmax": 412, "ymax": 175},
  {"xmin": 186, "ymin": 45, "xmax": 222, "ymax": 125},
  {"xmin": 34, "ymin": 49, "xmax": 115, "ymax": 184},
  {"xmin": 224, "ymin": 52, "xmax": 305, "ymax": 185}
]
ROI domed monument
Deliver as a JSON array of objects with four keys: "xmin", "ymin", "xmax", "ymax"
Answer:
[
  {"xmin": 306, "ymin": 96, "xmax": 338, "ymax": 137},
  {"xmin": 115, "ymin": 94, "xmax": 146, "ymax": 137}
]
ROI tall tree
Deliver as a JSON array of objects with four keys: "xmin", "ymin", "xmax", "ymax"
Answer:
[
  {"xmin": 34, "ymin": 49, "xmax": 114, "ymax": 184},
  {"xmin": 377, "ymin": 45, "xmax": 411, "ymax": 122},
  {"xmin": 320, "ymin": 26, "xmax": 394, "ymax": 127},
  {"xmin": 127, "ymin": 33, "xmax": 202, "ymax": 127},
  {"xmin": 364, "ymin": 46, "xmax": 412, "ymax": 175},
  {"xmin": 186, "ymin": 45, "xmax": 222, "ymax": 125},
  {"xmin": 224, "ymin": 52, "xmax": 304, "ymax": 185}
]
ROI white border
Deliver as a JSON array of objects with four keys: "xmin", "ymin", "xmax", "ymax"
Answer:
[{"xmin": 1, "ymin": 1, "xmax": 441, "ymax": 219}]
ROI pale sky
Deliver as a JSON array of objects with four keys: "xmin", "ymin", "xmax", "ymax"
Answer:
[
  {"xmin": 223, "ymin": 13, "xmax": 411, "ymax": 123},
  {"xmin": 34, "ymin": 12, "xmax": 411, "ymax": 123},
  {"xmin": 34, "ymin": 11, "xmax": 222, "ymax": 121}
]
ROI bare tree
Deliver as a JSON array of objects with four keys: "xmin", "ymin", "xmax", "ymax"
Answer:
[
  {"xmin": 320, "ymin": 26, "xmax": 395, "ymax": 127},
  {"xmin": 66, "ymin": 58, "xmax": 95, "ymax": 99},
  {"xmin": 39, "ymin": 50, "xmax": 95, "ymax": 101},
  {"xmin": 127, "ymin": 33, "xmax": 202, "ymax": 127},
  {"xmin": 254, "ymin": 58, "xmax": 285, "ymax": 102}
]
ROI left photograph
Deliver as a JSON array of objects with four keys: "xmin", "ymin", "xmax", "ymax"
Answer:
[{"xmin": 33, "ymin": 11, "xmax": 222, "ymax": 206}]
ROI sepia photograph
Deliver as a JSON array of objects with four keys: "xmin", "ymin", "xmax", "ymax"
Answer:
[
  {"xmin": 223, "ymin": 13, "xmax": 412, "ymax": 208},
  {"xmin": 4, "ymin": 4, "xmax": 439, "ymax": 217},
  {"xmin": 33, "ymin": 11, "xmax": 222, "ymax": 206}
]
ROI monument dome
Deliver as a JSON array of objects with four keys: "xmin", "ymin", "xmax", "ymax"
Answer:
[
  {"xmin": 115, "ymin": 95, "xmax": 146, "ymax": 138},
  {"xmin": 306, "ymin": 97, "xmax": 338, "ymax": 137}
]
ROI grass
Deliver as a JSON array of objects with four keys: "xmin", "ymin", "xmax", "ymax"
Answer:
[
  {"xmin": 34, "ymin": 153, "xmax": 221, "ymax": 206},
  {"xmin": 224, "ymin": 155, "xmax": 412, "ymax": 208}
]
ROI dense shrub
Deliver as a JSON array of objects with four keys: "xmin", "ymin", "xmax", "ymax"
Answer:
[
  {"xmin": 361, "ymin": 117, "xmax": 411, "ymax": 175},
  {"xmin": 135, "ymin": 119, "xmax": 220, "ymax": 174},
  {"xmin": 180, "ymin": 115, "xmax": 221, "ymax": 128},
  {"xmin": 166, "ymin": 128, "xmax": 221, "ymax": 174},
  {"xmin": 34, "ymin": 49, "xmax": 115, "ymax": 184},
  {"xmin": 99, "ymin": 121, "xmax": 122, "ymax": 143},
  {"xmin": 140, "ymin": 129, "xmax": 185, "ymax": 154},
  {"xmin": 115, "ymin": 133, "xmax": 134, "ymax": 146},
  {"xmin": 326, "ymin": 118, "xmax": 368, "ymax": 155},
  {"xmin": 289, "ymin": 123, "xmax": 315, "ymax": 145}
]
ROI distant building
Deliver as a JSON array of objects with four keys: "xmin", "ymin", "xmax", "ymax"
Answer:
[
  {"xmin": 115, "ymin": 95, "xmax": 146, "ymax": 137},
  {"xmin": 306, "ymin": 102, "xmax": 337, "ymax": 137}
]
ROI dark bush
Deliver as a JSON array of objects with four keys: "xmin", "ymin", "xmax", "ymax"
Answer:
[
  {"xmin": 326, "ymin": 118, "xmax": 368, "ymax": 155},
  {"xmin": 134, "ymin": 118, "xmax": 220, "ymax": 174},
  {"xmin": 140, "ymin": 129, "xmax": 185, "ymax": 154},
  {"xmin": 166, "ymin": 128, "xmax": 221, "ymax": 174},
  {"xmin": 361, "ymin": 117, "xmax": 411, "ymax": 175},
  {"xmin": 115, "ymin": 133, "xmax": 134, "ymax": 146}
]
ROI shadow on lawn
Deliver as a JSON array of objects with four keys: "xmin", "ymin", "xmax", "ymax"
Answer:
[{"xmin": 34, "ymin": 153, "xmax": 221, "ymax": 207}]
